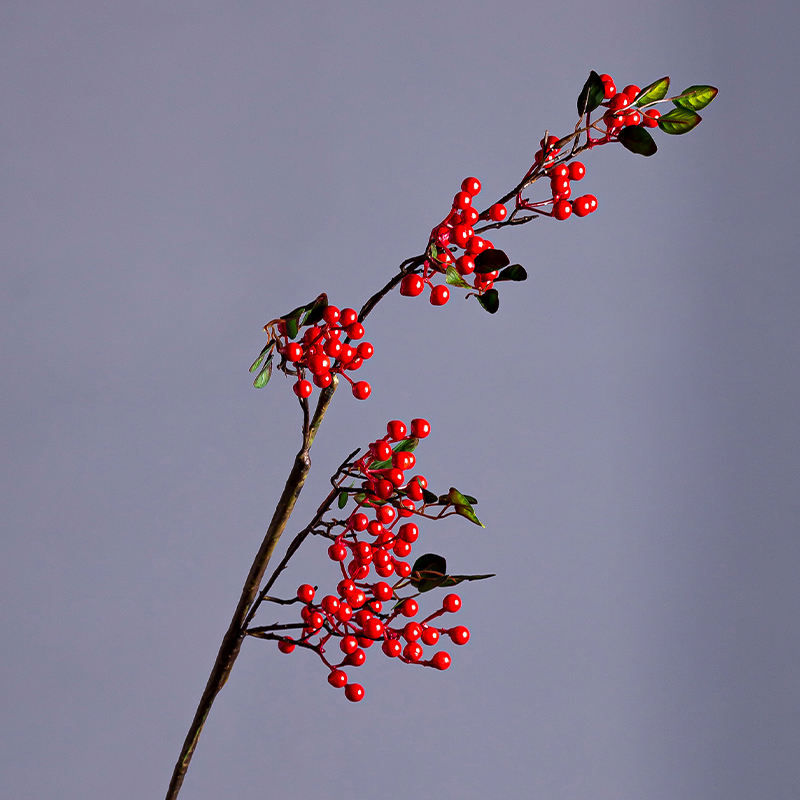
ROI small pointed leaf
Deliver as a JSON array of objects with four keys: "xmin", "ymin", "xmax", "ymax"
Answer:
[
  {"xmin": 577, "ymin": 71, "xmax": 606, "ymax": 116},
  {"xmin": 447, "ymin": 487, "xmax": 484, "ymax": 528},
  {"xmin": 253, "ymin": 357, "xmax": 273, "ymax": 388},
  {"xmin": 474, "ymin": 249, "xmax": 510, "ymax": 274},
  {"xmin": 657, "ymin": 107, "xmax": 702, "ymax": 135},
  {"xmin": 634, "ymin": 76, "xmax": 670, "ymax": 107},
  {"xmin": 445, "ymin": 266, "xmax": 472, "ymax": 289},
  {"xmin": 672, "ymin": 85, "xmax": 718, "ymax": 111},
  {"xmin": 438, "ymin": 572, "xmax": 496, "ymax": 588},
  {"xmin": 337, "ymin": 490, "xmax": 349, "ymax": 510},
  {"xmin": 421, "ymin": 488, "xmax": 439, "ymax": 505},
  {"xmin": 477, "ymin": 289, "xmax": 499, "ymax": 314},
  {"xmin": 617, "ymin": 125, "xmax": 658, "ymax": 156},
  {"xmin": 285, "ymin": 314, "xmax": 300, "ymax": 340},
  {"xmin": 249, "ymin": 340, "xmax": 275, "ymax": 373},
  {"xmin": 301, "ymin": 294, "xmax": 329, "ymax": 326},
  {"xmin": 409, "ymin": 553, "xmax": 448, "ymax": 592},
  {"xmin": 495, "ymin": 264, "xmax": 528, "ymax": 282}
]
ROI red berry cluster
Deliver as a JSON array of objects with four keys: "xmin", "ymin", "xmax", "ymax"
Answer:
[
  {"xmin": 274, "ymin": 419, "xmax": 471, "ymax": 702},
  {"xmin": 597, "ymin": 74, "xmax": 661, "ymax": 134},
  {"xmin": 399, "ymin": 177, "xmax": 508, "ymax": 304},
  {"xmin": 276, "ymin": 304, "xmax": 374, "ymax": 401}
]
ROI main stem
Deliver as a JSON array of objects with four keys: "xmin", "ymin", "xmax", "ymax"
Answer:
[{"xmin": 164, "ymin": 383, "xmax": 336, "ymax": 800}]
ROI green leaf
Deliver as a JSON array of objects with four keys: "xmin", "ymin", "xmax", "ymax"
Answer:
[
  {"xmin": 477, "ymin": 289, "xmax": 499, "ymax": 314},
  {"xmin": 617, "ymin": 125, "xmax": 658, "ymax": 156},
  {"xmin": 463, "ymin": 495, "xmax": 478, "ymax": 504},
  {"xmin": 409, "ymin": 553, "xmax": 448, "ymax": 592},
  {"xmin": 301, "ymin": 295, "xmax": 329, "ymax": 326},
  {"xmin": 370, "ymin": 438, "xmax": 419, "ymax": 471},
  {"xmin": 577, "ymin": 70, "xmax": 606, "ymax": 116},
  {"xmin": 337, "ymin": 491, "xmax": 349, "ymax": 510},
  {"xmin": 447, "ymin": 487, "xmax": 484, "ymax": 528},
  {"xmin": 421, "ymin": 488, "xmax": 439, "ymax": 505},
  {"xmin": 253, "ymin": 356, "xmax": 273, "ymax": 388},
  {"xmin": 474, "ymin": 249, "xmax": 510, "ymax": 274},
  {"xmin": 445, "ymin": 266, "xmax": 472, "ymax": 289},
  {"xmin": 284, "ymin": 314, "xmax": 300, "ymax": 340},
  {"xmin": 437, "ymin": 572, "xmax": 495, "ymax": 588},
  {"xmin": 672, "ymin": 85, "xmax": 718, "ymax": 111},
  {"xmin": 495, "ymin": 264, "xmax": 528, "ymax": 282},
  {"xmin": 249, "ymin": 340, "xmax": 275, "ymax": 373},
  {"xmin": 657, "ymin": 107, "xmax": 702, "ymax": 135},
  {"xmin": 634, "ymin": 76, "xmax": 670, "ymax": 107}
]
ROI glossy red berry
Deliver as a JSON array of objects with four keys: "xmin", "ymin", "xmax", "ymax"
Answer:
[
  {"xmin": 344, "ymin": 648, "xmax": 366, "ymax": 667},
  {"xmin": 355, "ymin": 541, "xmax": 373, "ymax": 561},
  {"xmin": 461, "ymin": 176, "xmax": 481, "ymax": 196},
  {"xmin": 398, "ymin": 522, "xmax": 419, "ymax": 543},
  {"xmin": 344, "ymin": 683, "xmax": 365, "ymax": 702},
  {"xmin": 642, "ymin": 108, "xmax": 661, "ymax": 128},
  {"xmin": 372, "ymin": 581, "xmax": 393, "ymax": 601},
  {"xmin": 602, "ymin": 80, "xmax": 616, "ymax": 99},
  {"xmin": 293, "ymin": 380, "xmax": 312, "ymax": 398},
  {"xmin": 382, "ymin": 639, "xmax": 402, "ymax": 658},
  {"xmin": 609, "ymin": 93, "xmax": 630, "ymax": 111},
  {"xmin": 367, "ymin": 520, "xmax": 383, "ymax": 537},
  {"xmin": 308, "ymin": 611, "xmax": 325, "ymax": 630},
  {"xmin": 322, "ymin": 305, "xmax": 340, "ymax": 325},
  {"xmin": 349, "ymin": 589, "xmax": 366, "ymax": 608},
  {"xmin": 400, "ymin": 274, "xmax": 424, "ymax": 297},
  {"xmin": 375, "ymin": 478, "xmax": 393, "ymax": 499},
  {"xmin": 623, "ymin": 84, "xmax": 641, "ymax": 101},
  {"xmin": 463, "ymin": 206, "xmax": 479, "ymax": 225},
  {"xmin": 421, "ymin": 626, "xmax": 440, "ymax": 646},
  {"xmin": 340, "ymin": 635, "xmax": 359, "ymax": 654},
  {"xmin": 321, "ymin": 595, "xmax": 340, "ymax": 614},
  {"xmin": 374, "ymin": 561, "xmax": 395, "ymax": 578},
  {"xmin": 625, "ymin": 110, "xmax": 642, "ymax": 126},
  {"xmin": 453, "ymin": 191, "xmax": 472, "ymax": 210},
  {"xmin": 466, "ymin": 236, "xmax": 486, "ymax": 255},
  {"xmin": 403, "ymin": 622, "xmax": 423, "ymax": 641},
  {"xmin": 454, "ymin": 254, "xmax": 475, "ymax": 276},
  {"xmin": 346, "ymin": 322, "xmax": 364, "ymax": 340},
  {"xmin": 488, "ymin": 203, "xmax": 507, "ymax": 222},
  {"xmin": 568, "ymin": 161, "xmax": 586, "ymax": 181},
  {"xmin": 340, "ymin": 308, "xmax": 358, "ymax": 327},
  {"xmin": 357, "ymin": 342, "xmax": 374, "ymax": 359},
  {"xmin": 387, "ymin": 420, "xmax": 407, "ymax": 440},
  {"xmin": 277, "ymin": 639, "xmax": 295, "ymax": 654},
  {"xmin": 585, "ymin": 194, "xmax": 598, "ymax": 212},
  {"xmin": 450, "ymin": 625, "xmax": 470, "ymax": 645},
  {"xmin": 550, "ymin": 176, "xmax": 570, "ymax": 197},
  {"xmin": 430, "ymin": 285, "xmax": 450, "ymax": 306},
  {"xmin": 285, "ymin": 342, "xmax": 304, "ymax": 362},
  {"xmin": 553, "ymin": 199, "xmax": 572, "ymax": 221},
  {"xmin": 398, "ymin": 498, "xmax": 415, "ymax": 517},
  {"xmin": 337, "ymin": 579, "xmax": 356, "ymax": 598},
  {"xmin": 328, "ymin": 543, "xmax": 347, "ymax": 561},
  {"xmin": 403, "ymin": 642, "xmax": 423, "ymax": 662},
  {"xmin": 573, "ymin": 196, "xmax": 592, "ymax": 217},
  {"xmin": 551, "ymin": 163, "xmax": 569, "ymax": 178},
  {"xmin": 328, "ymin": 669, "xmax": 348, "ymax": 688},
  {"xmin": 352, "ymin": 381, "xmax": 371, "ymax": 400},
  {"xmin": 410, "ymin": 418, "xmax": 430, "ymax": 438},
  {"xmin": 296, "ymin": 584, "xmax": 315, "ymax": 603},
  {"xmin": 324, "ymin": 339, "xmax": 343, "ymax": 359},
  {"xmin": 364, "ymin": 618, "xmax": 385, "ymax": 639},
  {"xmin": 336, "ymin": 602, "xmax": 353, "ymax": 622},
  {"xmin": 393, "ymin": 539, "xmax": 412, "ymax": 557},
  {"xmin": 401, "ymin": 598, "xmax": 419, "ymax": 617},
  {"xmin": 313, "ymin": 372, "xmax": 332, "ymax": 389},
  {"xmin": 394, "ymin": 560, "xmax": 412, "ymax": 578},
  {"xmin": 373, "ymin": 548, "xmax": 392, "ymax": 568},
  {"xmin": 431, "ymin": 651, "xmax": 451, "ymax": 670},
  {"xmin": 442, "ymin": 593, "xmax": 462, "ymax": 613}
]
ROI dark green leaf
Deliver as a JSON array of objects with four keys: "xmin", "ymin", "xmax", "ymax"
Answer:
[
  {"xmin": 421, "ymin": 488, "xmax": 439, "ymax": 505},
  {"xmin": 285, "ymin": 314, "xmax": 300, "ymax": 340},
  {"xmin": 437, "ymin": 572, "xmax": 495, "ymax": 588},
  {"xmin": 634, "ymin": 76, "xmax": 670, "ymax": 107},
  {"xmin": 445, "ymin": 266, "xmax": 472, "ymax": 289},
  {"xmin": 249, "ymin": 340, "xmax": 275, "ymax": 373},
  {"xmin": 474, "ymin": 249, "xmax": 510, "ymax": 274},
  {"xmin": 337, "ymin": 491, "xmax": 349, "ymax": 510},
  {"xmin": 617, "ymin": 126, "xmax": 658, "ymax": 156},
  {"xmin": 672, "ymin": 85, "xmax": 718, "ymax": 111},
  {"xmin": 463, "ymin": 495, "xmax": 478, "ymax": 504},
  {"xmin": 495, "ymin": 264, "xmax": 528, "ymax": 282},
  {"xmin": 253, "ymin": 356, "xmax": 273, "ymax": 388},
  {"xmin": 447, "ymin": 487, "xmax": 484, "ymax": 528},
  {"xmin": 657, "ymin": 107, "xmax": 702, "ymax": 135},
  {"xmin": 301, "ymin": 295, "xmax": 329, "ymax": 326},
  {"xmin": 409, "ymin": 553, "xmax": 448, "ymax": 592},
  {"xmin": 370, "ymin": 438, "xmax": 419, "ymax": 471},
  {"xmin": 477, "ymin": 289, "xmax": 499, "ymax": 314},
  {"xmin": 577, "ymin": 70, "xmax": 606, "ymax": 116}
]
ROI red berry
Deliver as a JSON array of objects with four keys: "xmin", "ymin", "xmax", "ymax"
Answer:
[
  {"xmin": 344, "ymin": 683, "xmax": 365, "ymax": 702},
  {"xmin": 450, "ymin": 625, "xmax": 470, "ymax": 645},
  {"xmin": 328, "ymin": 543, "xmax": 347, "ymax": 561},
  {"xmin": 453, "ymin": 191, "xmax": 472, "ymax": 210},
  {"xmin": 550, "ymin": 176, "xmax": 570, "ymax": 197},
  {"xmin": 373, "ymin": 548, "xmax": 392, "ymax": 568},
  {"xmin": 382, "ymin": 639, "xmax": 402, "ymax": 658},
  {"xmin": 355, "ymin": 541, "xmax": 373, "ymax": 561},
  {"xmin": 463, "ymin": 207, "xmax": 479, "ymax": 225},
  {"xmin": 466, "ymin": 236, "xmax": 486, "ymax": 255},
  {"xmin": 421, "ymin": 626, "xmax": 440, "ymax": 646},
  {"xmin": 403, "ymin": 642, "xmax": 423, "ymax": 662},
  {"xmin": 393, "ymin": 539, "xmax": 412, "ymax": 557},
  {"xmin": 455, "ymin": 255, "xmax": 475, "ymax": 275},
  {"xmin": 394, "ymin": 560, "xmax": 412, "ymax": 578},
  {"xmin": 367, "ymin": 519, "xmax": 384, "ymax": 537},
  {"xmin": 373, "ymin": 582, "xmax": 393, "ymax": 601},
  {"xmin": 352, "ymin": 381, "xmax": 371, "ymax": 400},
  {"xmin": 364, "ymin": 618, "xmax": 385, "ymax": 639},
  {"xmin": 349, "ymin": 589, "xmax": 366, "ymax": 608},
  {"xmin": 568, "ymin": 161, "xmax": 586, "ymax": 181},
  {"xmin": 338, "ymin": 344, "xmax": 356, "ymax": 364},
  {"xmin": 340, "ymin": 308, "xmax": 358, "ymax": 327},
  {"xmin": 602, "ymin": 80, "xmax": 617, "ymax": 99},
  {"xmin": 357, "ymin": 342, "xmax": 374, "ymax": 359},
  {"xmin": 308, "ymin": 611, "xmax": 325, "ymax": 630},
  {"xmin": 328, "ymin": 669, "xmax": 348, "ymax": 688},
  {"xmin": 344, "ymin": 648, "xmax": 366, "ymax": 667},
  {"xmin": 623, "ymin": 84, "xmax": 641, "ymax": 101},
  {"xmin": 351, "ymin": 513, "xmax": 369, "ymax": 532},
  {"xmin": 313, "ymin": 372, "xmax": 332, "ymax": 389},
  {"xmin": 398, "ymin": 522, "xmax": 419, "ymax": 543},
  {"xmin": 442, "ymin": 593, "xmax": 461, "ymax": 613},
  {"xmin": 340, "ymin": 635, "xmax": 359, "ymax": 654},
  {"xmin": 398, "ymin": 498, "xmax": 415, "ymax": 517},
  {"xmin": 377, "ymin": 507, "xmax": 396, "ymax": 527},
  {"xmin": 642, "ymin": 109, "xmax": 661, "ymax": 128},
  {"xmin": 609, "ymin": 93, "xmax": 630, "ymax": 111},
  {"xmin": 322, "ymin": 305, "xmax": 340, "ymax": 325},
  {"xmin": 337, "ymin": 579, "xmax": 356, "ymax": 598},
  {"xmin": 285, "ymin": 342, "xmax": 304, "ymax": 362},
  {"xmin": 346, "ymin": 322, "xmax": 364, "ymax": 340},
  {"xmin": 321, "ymin": 595, "xmax": 340, "ymax": 614},
  {"xmin": 431, "ymin": 651, "xmax": 451, "ymax": 670},
  {"xmin": 277, "ymin": 640, "xmax": 295, "ymax": 654},
  {"xmin": 336, "ymin": 602, "xmax": 353, "ymax": 622},
  {"xmin": 400, "ymin": 274, "xmax": 425, "ymax": 297},
  {"xmin": 625, "ymin": 110, "xmax": 642, "ymax": 126},
  {"xmin": 387, "ymin": 420, "xmax": 407, "ymax": 440},
  {"xmin": 430, "ymin": 285, "xmax": 450, "ymax": 306},
  {"xmin": 374, "ymin": 561, "xmax": 395, "ymax": 578},
  {"xmin": 293, "ymin": 380, "xmax": 312, "ymax": 398},
  {"xmin": 451, "ymin": 224, "xmax": 472, "ymax": 248},
  {"xmin": 401, "ymin": 598, "xmax": 419, "ymax": 617},
  {"xmin": 368, "ymin": 600, "xmax": 382, "ymax": 613},
  {"xmin": 372, "ymin": 440, "xmax": 393, "ymax": 461},
  {"xmin": 552, "ymin": 200, "xmax": 572, "ymax": 221},
  {"xmin": 585, "ymin": 194, "xmax": 598, "ymax": 212},
  {"xmin": 551, "ymin": 163, "xmax": 569, "ymax": 178},
  {"xmin": 573, "ymin": 196, "xmax": 592, "ymax": 217},
  {"xmin": 296, "ymin": 584, "xmax": 315, "ymax": 603},
  {"xmin": 403, "ymin": 622, "xmax": 423, "ymax": 641},
  {"xmin": 410, "ymin": 418, "xmax": 430, "ymax": 438},
  {"xmin": 488, "ymin": 203, "xmax": 507, "ymax": 222},
  {"xmin": 461, "ymin": 177, "xmax": 481, "ymax": 196},
  {"xmin": 324, "ymin": 339, "xmax": 343, "ymax": 358}
]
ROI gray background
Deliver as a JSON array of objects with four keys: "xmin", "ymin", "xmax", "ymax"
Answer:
[{"xmin": 2, "ymin": 1, "xmax": 798, "ymax": 799}]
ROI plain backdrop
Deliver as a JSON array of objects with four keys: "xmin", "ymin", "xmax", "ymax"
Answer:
[{"xmin": 2, "ymin": 2, "xmax": 799, "ymax": 799}]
